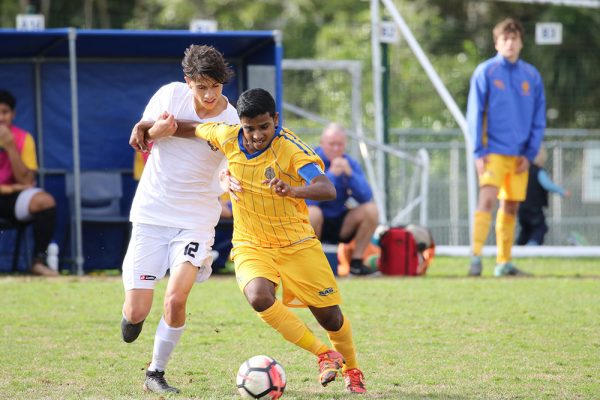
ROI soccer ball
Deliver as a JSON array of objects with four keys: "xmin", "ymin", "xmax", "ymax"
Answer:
[
  {"xmin": 236, "ymin": 355, "xmax": 286, "ymax": 399},
  {"xmin": 405, "ymin": 224, "xmax": 433, "ymax": 252}
]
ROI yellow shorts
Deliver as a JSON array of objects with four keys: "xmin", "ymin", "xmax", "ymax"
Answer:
[
  {"xmin": 478, "ymin": 154, "xmax": 529, "ymax": 201},
  {"xmin": 231, "ymin": 239, "xmax": 342, "ymax": 308}
]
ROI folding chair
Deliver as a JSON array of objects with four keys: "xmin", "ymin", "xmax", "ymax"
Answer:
[
  {"xmin": 0, "ymin": 217, "xmax": 32, "ymax": 273},
  {"xmin": 65, "ymin": 171, "xmax": 130, "ymax": 272}
]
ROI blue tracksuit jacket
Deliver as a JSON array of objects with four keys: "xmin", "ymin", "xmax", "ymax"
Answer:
[{"xmin": 466, "ymin": 53, "xmax": 546, "ymax": 162}]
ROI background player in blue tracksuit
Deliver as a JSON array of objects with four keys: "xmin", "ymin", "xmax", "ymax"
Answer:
[
  {"xmin": 466, "ymin": 18, "xmax": 546, "ymax": 277},
  {"xmin": 517, "ymin": 145, "xmax": 570, "ymax": 246}
]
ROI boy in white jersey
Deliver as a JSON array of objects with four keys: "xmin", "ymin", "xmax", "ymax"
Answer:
[{"xmin": 122, "ymin": 45, "xmax": 240, "ymax": 394}]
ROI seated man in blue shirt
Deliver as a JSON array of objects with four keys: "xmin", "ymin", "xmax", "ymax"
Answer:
[{"xmin": 308, "ymin": 123, "xmax": 379, "ymax": 275}]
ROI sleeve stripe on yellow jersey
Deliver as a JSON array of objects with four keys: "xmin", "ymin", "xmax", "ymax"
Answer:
[{"xmin": 281, "ymin": 129, "xmax": 316, "ymax": 156}]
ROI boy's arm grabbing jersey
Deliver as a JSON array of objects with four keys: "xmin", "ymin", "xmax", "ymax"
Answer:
[{"xmin": 195, "ymin": 124, "xmax": 329, "ymax": 248}]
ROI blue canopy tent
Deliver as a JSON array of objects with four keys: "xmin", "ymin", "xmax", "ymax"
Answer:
[{"xmin": 0, "ymin": 28, "xmax": 283, "ymax": 274}]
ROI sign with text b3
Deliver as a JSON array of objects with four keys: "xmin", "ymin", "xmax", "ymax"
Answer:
[
  {"xmin": 16, "ymin": 14, "xmax": 45, "ymax": 31},
  {"xmin": 535, "ymin": 22, "xmax": 562, "ymax": 45}
]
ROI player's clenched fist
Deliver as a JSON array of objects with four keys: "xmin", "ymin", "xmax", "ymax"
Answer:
[{"xmin": 263, "ymin": 177, "xmax": 294, "ymax": 197}]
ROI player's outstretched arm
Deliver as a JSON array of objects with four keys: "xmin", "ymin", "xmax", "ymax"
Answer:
[
  {"xmin": 172, "ymin": 119, "xmax": 200, "ymax": 138},
  {"xmin": 263, "ymin": 175, "xmax": 335, "ymax": 201}
]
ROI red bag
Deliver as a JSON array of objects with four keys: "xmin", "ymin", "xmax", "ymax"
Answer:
[{"xmin": 379, "ymin": 227, "xmax": 419, "ymax": 276}]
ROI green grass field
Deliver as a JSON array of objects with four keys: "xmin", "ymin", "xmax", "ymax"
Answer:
[{"xmin": 1, "ymin": 257, "xmax": 599, "ymax": 399}]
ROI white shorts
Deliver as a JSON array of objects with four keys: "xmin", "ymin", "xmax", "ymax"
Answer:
[
  {"xmin": 15, "ymin": 187, "xmax": 42, "ymax": 221},
  {"xmin": 122, "ymin": 222, "xmax": 215, "ymax": 290}
]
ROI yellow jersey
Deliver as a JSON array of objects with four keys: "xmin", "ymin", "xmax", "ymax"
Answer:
[
  {"xmin": 195, "ymin": 122, "xmax": 325, "ymax": 248},
  {"xmin": 21, "ymin": 134, "xmax": 38, "ymax": 171}
]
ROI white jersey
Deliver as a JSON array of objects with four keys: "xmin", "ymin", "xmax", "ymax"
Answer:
[{"xmin": 130, "ymin": 82, "xmax": 240, "ymax": 229}]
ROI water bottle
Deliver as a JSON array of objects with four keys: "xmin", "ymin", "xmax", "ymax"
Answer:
[{"xmin": 47, "ymin": 242, "xmax": 59, "ymax": 272}]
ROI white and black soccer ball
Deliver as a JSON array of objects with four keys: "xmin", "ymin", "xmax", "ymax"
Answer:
[
  {"xmin": 405, "ymin": 224, "xmax": 433, "ymax": 252},
  {"xmin": 236, "ymin": 355, "xmax": 286, "ymax": 399}
]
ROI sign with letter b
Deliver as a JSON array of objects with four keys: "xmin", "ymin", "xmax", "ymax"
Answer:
[{"xmin": 535, "ymin": 22, "xmax": 562, "ymax": 45}]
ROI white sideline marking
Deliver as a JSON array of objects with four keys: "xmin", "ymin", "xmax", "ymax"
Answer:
[{"xmin": 436, "ymin": 246, "xmax": 600, "ymax": 258}]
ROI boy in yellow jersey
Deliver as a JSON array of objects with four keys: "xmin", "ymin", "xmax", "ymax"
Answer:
[{"xmin": 144, "ymin": 88, "xmax": 367, "ymax": 394}]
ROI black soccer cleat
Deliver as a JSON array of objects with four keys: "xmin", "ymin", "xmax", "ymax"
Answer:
[
  {"xmin": 143, "ymin": 370, "xmax": 180, "ymax": 394},
  {"xmin": 349, "ymin": 259, "xmax": 377, "ymax": 276},
  {"xmin": 121, "ymin": 317, "xmax": 145, "ymax": 343}
]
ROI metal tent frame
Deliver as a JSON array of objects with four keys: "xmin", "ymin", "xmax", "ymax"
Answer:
[{"xmin": 0, "ymin": 28, "xmax": 283, "ymax": 274}]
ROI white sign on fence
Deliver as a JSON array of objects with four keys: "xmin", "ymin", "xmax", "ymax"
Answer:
[
  {"xmin": 16, "ymin": 14, "xmax": 45, "ymax": 31},
  {"xmin": 535, "ymin": 22, "xmax": 563, "ymax": 45},
  {"xmin": 380, "ymin": 21, "xmax": 399, "ymax": 44},
  {"xmin": 582, "ymin": 147, "xmax": 600, "ymax": 203},
  {"xmin": 189, "ymin": 19, "xmax": 218, "ymax": 33}
]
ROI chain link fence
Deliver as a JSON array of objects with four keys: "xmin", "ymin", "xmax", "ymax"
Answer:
[
  {"xmin": 283, "ymin": 60, "xmax": 600, "ymax": 246},
  {"xmin": 388, "ymin": 130, "xmax": 600, "ymax": 246}
]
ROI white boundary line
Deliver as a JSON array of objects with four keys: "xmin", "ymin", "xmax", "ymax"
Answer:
[{"xmin": 436, "ymin": 246, "xmax": 600, "ymax": 257}]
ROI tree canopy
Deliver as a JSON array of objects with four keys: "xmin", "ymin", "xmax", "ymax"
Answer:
[{"xmin": 2, "ymin": 0, "xmax": 599, "ymax": 129}]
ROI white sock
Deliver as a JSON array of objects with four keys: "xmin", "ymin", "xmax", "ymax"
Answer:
[{"xmin": 148, "ymin": 317, "xmax": 185, "ymax": 372}]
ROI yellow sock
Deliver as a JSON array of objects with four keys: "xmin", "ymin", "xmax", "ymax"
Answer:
[
  {"xmin": 472, "ymin": 211, "xmax": 492, "ymax": 256},
  {"xmin": 258, "ymin": 300, "xmax": 328, "ymax": 356},
  {"xmin": 326, "ymin": 317, "xmax": 358, "ymax": 371},
  {"xmin": 496, "ymin": 210, "xmax": 516, "ymax": 264}
]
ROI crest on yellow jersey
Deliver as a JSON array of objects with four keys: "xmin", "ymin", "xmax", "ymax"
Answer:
[
  {"xmin": 265, "ymin": 166, "xmax": 275, "ymax": 180},
  {"xmin": 521, "ymin": 81, "xmax": 530, "ymax": 96}
]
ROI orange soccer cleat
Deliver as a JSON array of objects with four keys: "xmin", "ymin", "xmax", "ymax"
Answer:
[
  {"xmin": 317, "ymin": 350, "xmax": 344, "ymax": 386},
  {"xmin": 343, "ymin": 368, "xmax": 367, "ymax": 394}
]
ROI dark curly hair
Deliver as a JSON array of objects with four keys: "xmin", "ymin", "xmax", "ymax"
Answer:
[
  {"xmin": 0, "ymin": 90, "xmax": 16, "ymax": 110},
  {"xmin": 181, "ymin": 45, "xmax": 234, "ymax": 84},
  {"xmin": 236, "ymin": 88, "xmax": 276, "ymax": 119}
]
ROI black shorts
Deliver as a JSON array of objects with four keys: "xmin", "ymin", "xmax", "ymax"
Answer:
[
  {"xmin": 321, "ymin": 210, "xmax": 352, "ymax": 244},
  {"xmin": 0, "ymin": 192, "xmax": 20, "ymax": 222}
]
